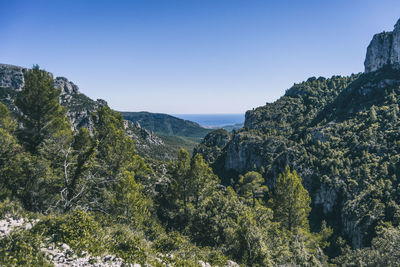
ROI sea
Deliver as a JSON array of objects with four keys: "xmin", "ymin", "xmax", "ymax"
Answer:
[{"xmin": 173, "ymin": 114, "xmax": 245, "ymax": 128}]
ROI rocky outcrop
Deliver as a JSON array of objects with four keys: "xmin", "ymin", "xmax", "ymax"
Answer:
[
  {"xmin": 194, "ymin": 129, "xmax": 231, "ymax": 164},
  {"xmin": 364, "ymin": 18, "xmax": 400, "ymax": 72},
  {"xmin": 0, "ymin": 64, "xmax": 80, "ymax": 95},
  {"xmin": 124, "ymin": 120, "xmax": 164, "ymax": 147},
  {"xmin": 41, "ymin": 242, "xmax": 133, "ymax": 267},
  {"xmin": 224, "ymin": 134, "xmax": 281, "ymax": 173},
  {"xmin": 54, "ymin": 77, "xmax": 80, "ymax": 95},
  {"xmin": 0, "ymin": 64, "xmax": 25, "ymax": 90},
  {"xmin": 0, "ymin": 214, "xmax": 38, "ymax": 238}
]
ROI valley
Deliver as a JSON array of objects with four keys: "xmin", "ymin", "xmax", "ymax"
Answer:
[{"xmin": 1, "ymin": 14, "xmax": 400, "ymax": 267}]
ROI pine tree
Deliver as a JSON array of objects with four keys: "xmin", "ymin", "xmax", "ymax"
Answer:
[
  {"xmin": 15, "ymin": 65, "xmax": 69, "ymax": 153},
  {"xmin": 269, "ymin": 166, "xmax": 311, "ymax": 232},
  {"xmin": 236, "ymin": 171, "xmax": 268, "ymax": 207},
  {"xmin": 169, "ymin": 148, "xmax": 191, "ymax": 208},
  {"xmin": 188, "ymin": 153, "xmax": 217, "ymax": 207}
]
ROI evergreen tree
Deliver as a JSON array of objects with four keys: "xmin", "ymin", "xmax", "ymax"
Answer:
[
  {"xmin": 269, "ymin": 166, "xmax": 311, "ymax": 232},
  {"xmin": 110, "ymin": 170, "xmax": 150, "ymax": 226},
  {"xmin": 169, "ymin": 148, "xmax": 191, "ymax": 208},
  {"xmin": 188, "ymin": 153, "xmax": 217, "ymax": 207},
  {"xmin": 15, "ymin": 65, "xmax": 69, "ymax": 153},
  {"xmin": 236, "ymin": 171, "xmax": 268, "ymax": 207},
  {"xmin": 92, "ymin": 105, "xmax": 136, "ymax": 178},
  {"xmin": 0, "ymin": 102, "xmax": 21, "ymax": 199}
]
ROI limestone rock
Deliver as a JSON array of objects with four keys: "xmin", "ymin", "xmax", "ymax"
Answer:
[
  {"xmin": 224, "ymin": 260, "xmax": 240, "ymax": 267},
  {"xmin": 54, "ymin": 77, "xmax": 80, "ymax": 95},
  {"xmin": 0, "ymin": 64, "xmax": 25, "ymax": 90},
  {"xmin": 0, "ymin": 214, "xmax": 39, "ymax": 238},
  {"xmin": 364, "ymin": 18, "xmax": 400, "ymax": 72}
]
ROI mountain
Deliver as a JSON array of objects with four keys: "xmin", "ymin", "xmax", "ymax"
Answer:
[
  {"xmin": 195, "ymin": 18, "xmax": 400, "ymax": 254},
  {"xmin": 122, "ymin": 111, "xmax": 212, "ymax": 154},
  {"xmin": 121, "ymin": 111, "xmax": 211, "ymax": 138},
  {"xmin": 0, "ymin": 64, "xmax": 175, "ymax": 161}
]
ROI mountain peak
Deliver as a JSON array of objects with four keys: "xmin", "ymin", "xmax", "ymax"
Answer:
[
  {"xmin": 364, "ymin": 18, "xmax": 400, "ymax": 73},
  {"xmin": 395, "ymin": 18, "xmax": 400, "ymax": 31}
]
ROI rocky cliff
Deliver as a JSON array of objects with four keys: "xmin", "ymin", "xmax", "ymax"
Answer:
[{"xmin": 364, "ymin": 19, "xmax": 400, "ymax": 72}]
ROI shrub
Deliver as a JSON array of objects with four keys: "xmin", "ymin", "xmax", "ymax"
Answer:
[
  {"xmin": 33, "ymin": 209, "xmax": 104, "ymax": 255},
  {"xmin": 0, "ymin": 231, "xmax": 51, "ymax": 266}
]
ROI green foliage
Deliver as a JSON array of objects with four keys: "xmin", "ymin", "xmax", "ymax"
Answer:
[
  {"xmin": 122, "ymin": 111, "xmax": 211, "ymax": 138},
  {"xmin": 93, "ymin": 105, "xmax": 136, "ymax": 177},
  {"xmin": 0, "ymin": 231, "xmax": 51, "ymax": 266},
  {"xmin": 15, "ymin": 65, "xmax": 70, "ymax": 153},
  {"xmin": 152, "ymin": 231, "xmax": 227, "ymax": 266},
  {"xmin": 110, "ymin": 170, "xmax": 150, "ymax": 226},
  {"xmin": 270, "ymin": 166, "xmax": 311, "ymax": 232},
  {"xmin": 334, "ymin": 222, "xmax": 400, "ymax": 266},
  {"xmin": 169, "ymin": 149, "xmax": 217, "ymax": 209},
  {"xmin": 108, "ymin": 226, "xmax": 150, "ymax": 264},
  {"xmin": 0, "ymin": 101, "xmax": 16, "ymax": 132},
  {"xmin": 34, "ymin": 209, "xmax": 104, "ymax": 255},
  {"xmin": 169, "ymin": 148, "xmax": 191, "ymax": 208},
  {"xmin": 236, "ymin": 171, "xmax": 268, "ymax": 207}
]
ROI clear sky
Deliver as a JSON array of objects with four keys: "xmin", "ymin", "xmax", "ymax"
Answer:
[{"xmin": 1, "ymin": 0, "xmax": 400, "ymax": 114}]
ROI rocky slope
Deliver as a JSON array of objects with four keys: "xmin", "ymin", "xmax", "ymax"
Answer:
[
  {"xmin": 0, "ymin": 64, "xmax": 171, "ymax": 160},
  {"xmin": 0, "ymin": 213, "xmax": 239, "ymax": 267},
  {"xmin": 195, "ymin": 18, "xmax": 400, "ymax": 251}
]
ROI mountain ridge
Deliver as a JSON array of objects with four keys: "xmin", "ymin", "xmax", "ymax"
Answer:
[{"xmin": 0, "ymin": 63, "xmax": 174, "ymax": 160}]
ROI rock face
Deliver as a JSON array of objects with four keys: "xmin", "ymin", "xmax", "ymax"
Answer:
[
  {"xmin": 54, "ymin": 77, "xmax": 80, "ymax": 95},
  {"xmin": 364, "ymin": 18, "xmax": 400, "ymax": 72},
  {"xmin": 0, "ymin": 64, "xmax": 79, "ymax": 95},
  {"xmin": 0, "ymin": 64, "xmax": 25, "ymax": 90},
  {"xmin": 194, "ymin": 129, "xmax": 231, "ymax": 164}
]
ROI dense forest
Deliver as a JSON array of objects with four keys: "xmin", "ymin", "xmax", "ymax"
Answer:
[{"xmin": 2, "ymin": 19, "xmax": 400, "ymax": 266}]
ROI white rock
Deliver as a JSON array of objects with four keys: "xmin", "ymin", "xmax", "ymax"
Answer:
[
  {"xmin": 61, "ymin": 243, "xmax": 71, "ymax": 251},
  {"xmin": 225, "ymin": 260, "xmax": 240, "ymax": 267},
  {"xmin": 199, "ymin": 260, "xmax": 211, "ymax": 267},
  {"xmin": 365, "ymin": 18, "xmax": 400, "ymax": 73}
]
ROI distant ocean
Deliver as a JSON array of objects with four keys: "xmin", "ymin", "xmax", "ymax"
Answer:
[{"xmin": 173, "ymin": 114, "xmax": 245, "ymax": 128}]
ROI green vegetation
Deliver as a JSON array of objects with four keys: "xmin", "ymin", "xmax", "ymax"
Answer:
[
  {"xmin": 2, "ymin": 62, "xmax": 400, "ymax": 265},
  {"xmin": 236, "ymin": 171, "xmax": 268, "ymax": 207},
  {"xmin": 122, "ymin": 111, "xmax": 213, "ymax": 155},
  {"xmin": 15, "ymin": 65, "xmax": 70, "ymax": 153},
  {"xmin": 121, "ymin": 111, "xmax": 211, "ymax": 138},
  {"xmin": 0, "ymin": 66, "xmax": 335, "ymax": 266},
  {"xmin": 156, "ymin": 133, "xmax": 201, "ymax": 155},
  {"xmin": 196, "ymin": 67, "xmax": 400, "ymax": 262},
  {"xmin": 269, "ymin": 166, "xmax": 311, "ymax": 232}
]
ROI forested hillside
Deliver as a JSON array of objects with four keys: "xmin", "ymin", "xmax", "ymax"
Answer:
[
  {"xmin": 122, "ymin": 111, "xmax": 212, "ymax": 154},
  {"xmin": 195, "ymin": 20, "xmax": 400, "ymax": 264},
  {"xmin": 121, "ymin": 111, "xmax": 211, "ymax": 138}
]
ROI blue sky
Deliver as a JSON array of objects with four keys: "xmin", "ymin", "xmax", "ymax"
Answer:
[{"xmin": 1, "ymin": 0, "xmax": 400, "ymax": 114}]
